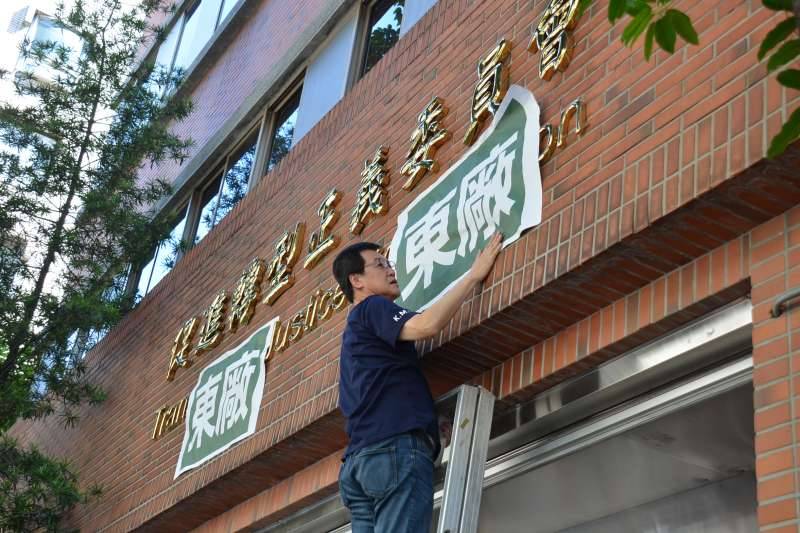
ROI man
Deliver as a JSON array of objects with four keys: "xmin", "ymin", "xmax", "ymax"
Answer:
[{"xmin": 332, "ymin": 232, "xmax": 503, "ymax": 532}]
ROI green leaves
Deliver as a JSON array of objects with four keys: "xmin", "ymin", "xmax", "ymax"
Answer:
[
  {"xmin": 669, "ymin": 9, "xmax": 699, "ymax": 45},
  {"xmin": 616, "ymin": 4, "xmax": 699, "ymax": 59},
  {"xmin": 599, "ymin": 0, "xmax": 798, "ymax": 159},
  {"xmin": 644, "ymin": 23, "xmax": 656, "ymax": 59},
  {"xmin": 763, "ymin": 0, "xmax": 794, "ymax": 11},
  {"xmin": 777, "ymin": 69, "xmax": 800, "ymax": 89},
  {"xmin": 0, "ymin": 434, "xmax": 98, "ymax": 532},
  {"xmin": 754, "ymin": 9, "xmax": 800, "ymax": 158},
  {"xmin": 767, "ymin": 39, "xmax": 800, "ymax": 72},
  {"xmin": 768, "ymin": 107, "xmax": 800, "ymax": 158},
  {"xmin": 654, "ymin": 16, "xmax": 677, "ymax": 53},
  {"xmin": 622, "ymin": 5, "xmax": 653, "ymax": 46},
  {"xmin": 609, "ymin": 0, "xmax": 627, "ymax": 22},
  {"xmin": 758, "ymin": 17, "xmax": 797, "ymax": 60},
  {"xmin": 0, "ymin": 0, "xmax": 191, "ymax": 527}
]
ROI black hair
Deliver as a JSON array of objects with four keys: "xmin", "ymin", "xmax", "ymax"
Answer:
[{"xmin": 332, "ymin": 242, "xmax": 381, "ymax": 303}]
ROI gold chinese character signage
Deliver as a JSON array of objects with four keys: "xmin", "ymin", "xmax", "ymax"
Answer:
[
  {"xmin": 304, "ymin": 189, "xmax": 342, "ymax": 269},
  {"xmin": 154, "ymin": 27, "xmax": 600, "ymax": 449},
  {"xmin": 264, "ymin": 223, "xmax": 305, "ymax": 305},
  {"xmin": 400, "ymin": 97, "xmax": 450, "ymax": 191},
  {"xmin": 229, "ymin": 258, "xmax": 265, "ymax": 332},
  {"xmin": 529, "ymin": 0, "xmax": 581, "ymax": 81},
  {"xmin": 464, "ymin": 39, "xmax": 511, "ymax": 145},
  {"xmin": 167, "ymin": 317, "xmax": 198, "ymax": 381},
  {"xmin": 196, "ymin": 290, "xmax": 227, "ymax": 354},
  {"xmin": 350, "ymin": 146, "xmax": 390, "ymax": 235}
]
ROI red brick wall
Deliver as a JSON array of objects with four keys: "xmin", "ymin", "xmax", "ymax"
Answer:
[
  {"xmin": 751, "ymin": 207, "xmax": 800, "ymax": 531},
  {"xmin": 10, "ymin": 0, "xmax": 800, "ymax": 531},
  {"xmin": 192, "ymin": 235, "xmax": 752, "ymax": 531},
  {"xmin": 193, "ymin": 204, "xmax": 800, "ymax": 531}
]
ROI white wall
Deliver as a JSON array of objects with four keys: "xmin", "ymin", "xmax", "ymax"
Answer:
[
  {"xmin": 399, "ymin": 0, "xmax": 437, "ymax": 37},
  {"xmin": 292, "ymin": 4, "xmax": 359, "ymax": 144}
]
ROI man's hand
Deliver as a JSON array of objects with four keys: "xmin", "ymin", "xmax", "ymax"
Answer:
[
  {"xmin": 467, "ymin": 232, "xmax": 503, "ymax": 283},
  {"xmin": 399, "ymin": 232, "xmax": 505, "ymax": 341}
]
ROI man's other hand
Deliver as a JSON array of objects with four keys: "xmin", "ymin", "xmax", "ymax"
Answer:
[{"xmin": 467, "ymin": 232, "xmax": 503, "ymax": 283}]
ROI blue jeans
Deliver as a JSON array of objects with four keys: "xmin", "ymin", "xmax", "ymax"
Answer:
[{"xmin": 339, "ymin": 431, "xmax": 435, "ymax": 533}]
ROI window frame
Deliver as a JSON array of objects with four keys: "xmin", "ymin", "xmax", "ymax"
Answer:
[
  {"xmin": 185, "ymin": 124, "xmax": 262, "ymax": 246},
  {"xmin": 259, "ymin": 79, "xmax": 304, "ymax": 177},
  {"xmin": 130, "ymin": 13, "xmax": 312, "ymax": 300},
  {"xmin": 133, "ymin": 203, "xmax": 190, "ymax": 300},
  {"xmin": 349, "ymin": 0, "xmax": 405, "ymax": 85},
  {"xmin": 152, "ymin": 0, "xmax": 231, "ymax": 96}
]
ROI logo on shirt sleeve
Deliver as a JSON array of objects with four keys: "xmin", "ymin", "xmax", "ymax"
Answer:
[{"xmin": 393, "ymin": 309, "xmax": 408, "ymax": 322}]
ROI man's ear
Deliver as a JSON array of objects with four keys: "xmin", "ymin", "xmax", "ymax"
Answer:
[{"xmin": 349, "ymin": 272, "xmax": 363, "ymax": 292}]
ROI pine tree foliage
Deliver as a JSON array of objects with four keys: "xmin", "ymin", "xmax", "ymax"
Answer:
[{"xmin": 0, "ymin": 1, "xmax": 193, "ymax": 529}]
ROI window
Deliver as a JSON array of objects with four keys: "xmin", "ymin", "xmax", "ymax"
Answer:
[
  {"xmin": 266, "ymin": 88, "xmax": 302, "ymax": 173},
  {"xmin": 194, "ymin": 172, "xmax": 223, "ymax": 244},
  {"xmin": 194, "ymin": 132, "xmax": 257, "ymax": 244},
  {"xmin": 173, "ymin": 0, "xmax": 224, "ymax": 73},
  {"xmin": 360, "ymin": 0, "xmax": 404, "ymax": 77},
  {"xmin": 399, "ymin": 0, "xmax": 438, "ymax": 37},
  {"xmin": 136, "ymin": 207, "xmax": 188, "ymax": 299},
  {"xmin": 154, "ymin": 17, "xmax": 181, "ymax": 71},
  {"xmin": 218, "ymin": 0, "xmax": 237, "ymax": 25},
  {"xmin": 18, "ymin": 13, "xmax": 83, "ymax": 84},
  {"xmin": 293, "ymin": 5, "xmax": 359, "ymax": 142},
  {"xmin": 152, "ymin": 0, "xmax": 230, "ymax": 91}
]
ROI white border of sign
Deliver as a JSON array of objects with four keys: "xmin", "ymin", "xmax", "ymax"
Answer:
[{"xmin": 175, "ymin": 317, "xmax": 279, "ymax": 478}]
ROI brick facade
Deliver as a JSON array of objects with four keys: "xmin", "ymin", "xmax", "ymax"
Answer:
[{"xmin": 10, "ymin": 0, "xmax": 800, "ymax": 531}]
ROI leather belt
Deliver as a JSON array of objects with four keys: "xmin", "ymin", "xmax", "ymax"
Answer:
[{"xmin": 410, "ymin": 429, "xmax": 436, "ymax": 454}]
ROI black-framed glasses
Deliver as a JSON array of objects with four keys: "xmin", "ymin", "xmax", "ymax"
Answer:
[{"xmin": 366, "ymin": 258, "xmax": 395, "ymax": 270}]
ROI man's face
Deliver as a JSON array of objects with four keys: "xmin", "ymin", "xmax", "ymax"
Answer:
[{"xmin": 351, "ymin": 249, "xmax": 400, "ymax": 301}]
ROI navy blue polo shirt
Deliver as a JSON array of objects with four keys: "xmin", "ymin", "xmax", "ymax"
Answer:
[{"xmin": 338, "ymin": 295, "xmax": 439, "ymax": 458}]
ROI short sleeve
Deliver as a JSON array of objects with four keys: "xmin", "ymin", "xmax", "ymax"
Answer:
[{"xmin": 361, "ymin": 296, "xmax": 418, "ymax": 348}]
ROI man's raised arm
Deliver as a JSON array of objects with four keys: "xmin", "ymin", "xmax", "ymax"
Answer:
[{"xmin": 399, "ymin": 232, "xmax": 503, "ymax": 341}]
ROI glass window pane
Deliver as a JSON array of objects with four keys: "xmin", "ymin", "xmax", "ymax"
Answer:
[
  {"xmin": 361, "ymin": 0, "xmax": 404, "ymax": 77},
  {"xmin": 136, "ymin": 252, "xmax": 157, "ymax": 298},
  {"xmin": 194, "ymin": 173, "xmax": 223, "ymax": 244},
  {"xmin": 173, "ymin": 0, "xmax": 223, "ymax": 73},
  {"xmin": 216, "ymin": 137, "xmax": 256, "ymax": 221},
  {"xmin": 139, "ymin": 207, "xmax": 188, "ymax": 298},
  {"xmin": 155, "ymin": 17, "xmax": 182, "ymax": 71},
  {"xmin": 24, "ymin": 16, "xmax": 82, "ymax": 80},
  {"xmin": 33, "ymin": 16, "xmax": 59, "ymax": 43},
  {"xmin": 218, "ymin": 0, "xmax": 236, "ymax": 26},
  {"xmin": 267, "ymin": 90, "xmax": 301, "ymax": 172},
  {"xmin": 149, "ymin": 208, "xmax": 188, "ymax": 290}
]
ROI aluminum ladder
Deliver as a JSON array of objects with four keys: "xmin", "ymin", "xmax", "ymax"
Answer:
[{"xmin": 437, "ymin": 385, "xmax": 495, "ymax": 533}]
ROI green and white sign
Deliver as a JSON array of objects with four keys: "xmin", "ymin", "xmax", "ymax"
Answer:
[
  {"xmin": 175, "ymin": 318, "xmax": 277, "ymax": 478},
  {"xmin": 389, "ymin": 85, "xmax": 542, "ymax": 311}
]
